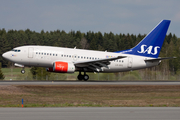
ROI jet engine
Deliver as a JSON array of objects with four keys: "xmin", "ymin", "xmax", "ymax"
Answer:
[{"xmin": 46, "ymin": 61, "xmax": 75, "ymax": 73}]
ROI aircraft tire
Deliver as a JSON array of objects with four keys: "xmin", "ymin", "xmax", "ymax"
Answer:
[
  {"xmin": 83, "ymin": 74, "xmax": 89, "ymax": 81},
  {"xmin": 21, "ymin": 70, "xmax": 25, "ymax": 74},
  {"xmin": 77, "ymin": 75, "xmax": 83, "ymax": 81}
]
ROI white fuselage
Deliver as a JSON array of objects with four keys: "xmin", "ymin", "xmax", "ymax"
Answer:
[{"xmin": 3, "ymin": 45, "xmax": 160, "ymax": 72}]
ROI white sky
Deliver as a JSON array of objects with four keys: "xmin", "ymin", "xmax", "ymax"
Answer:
[{"xmin": 0, "ymin": 0, "xmax": 180, "ymax": 37}]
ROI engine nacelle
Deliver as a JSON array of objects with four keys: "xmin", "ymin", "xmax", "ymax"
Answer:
[{"xmin": 47, "ymin": 61, "xmax": 75, "ymax": 73}]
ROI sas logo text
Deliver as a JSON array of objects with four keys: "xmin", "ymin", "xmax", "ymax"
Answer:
[{"xmin": 137, "ymin": 45, "xmax": 160, "ymax": 55}]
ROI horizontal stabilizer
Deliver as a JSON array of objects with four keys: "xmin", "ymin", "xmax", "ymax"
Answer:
[{"xmin": 145, "ymin": 57, "xmax": 176, "ymax": 62}]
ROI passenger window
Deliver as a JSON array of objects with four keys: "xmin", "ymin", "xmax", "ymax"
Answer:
[
  {"xmin": 39, "ymin": 52, "xmax": 40, "ymax": 55},
  {"xmin": 67, "ymin": 55, "xmax": 68, "ymax": 57},
  {"xmin": 42, "ymin": 53, "xmax": 43, "ymax": 55},
  {"xmin": 50, "ymin": 53, "xmax": 52, "ymax": 56},
  {"xmin": 36, "ymin": 52, "xmax": 38, "ymax": 54},
  {"xmin": 64, "ymin": 55, "xmax": 66, "ymax": 57},
  {"xmin": 87, "ymin": 57, "xmax": 88, "ymax": 59},
  {"xmin": 69, "ymin": 55, "xmax": 71, "ymax": 57},
  {"xmin": 44, "ymin": 53, "xmax": 46, "ymax": 55},
  {"xmin": 47, "ymin": 53, "xmax": 49, "ymax": 55},
  {"xmin": 81, "ymin": 56, "xmax": 83, "ymax": 59},
  {"xmin": 90, "ymin": 57, "xmax": 91, "ymax": 59},
  {"xmin": 84, "ymin": 57, "xmax": 86, "ymax": 59},
  {"xmin": 18, "ymin": 50, "xmax": 21, "ymax": 52},
  {"xmin": 56, "ymin": 54, "xmax": 57, "ymax": 56},
  {"xmin": 78, "ymin": 56, "xmax": 80, "ymax": 58}
]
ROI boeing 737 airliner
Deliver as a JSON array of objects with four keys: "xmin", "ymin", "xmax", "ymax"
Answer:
[{"xmin": 2, "ymin": 20, "xmax": 173, "ymax": 81}]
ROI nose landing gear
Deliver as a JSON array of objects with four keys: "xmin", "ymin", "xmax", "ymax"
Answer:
[
  {"xmin": 21, "ymin": 68, "xmax": 25, "ymax": 74},
  {"xmin": 77, "ymin": 71, "xmax": 89, "ymax": 81}
]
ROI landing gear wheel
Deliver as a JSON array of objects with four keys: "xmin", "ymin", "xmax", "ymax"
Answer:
[
  {"xmin": 77, "ymin": 74, "xmax": 83, "ymax": 81},
  {"xmin": 21, "ymin": 70, "xmax": 25, "ymax": 74},
  {"xmin": 83, "ymin": 74, "xmax": 89, "ymax": 81},
  {"xmin": 77, "ymin": 71, "xmax": 89, "ymax": 81}
]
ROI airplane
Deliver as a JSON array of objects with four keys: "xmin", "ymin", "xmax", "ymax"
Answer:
[{"xmin": 2, "ymin": 20, "xmax": 173, "ymax": 81}]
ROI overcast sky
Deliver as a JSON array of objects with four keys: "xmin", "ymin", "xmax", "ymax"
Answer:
[{"xmin": 0, "ymin": 0, "xmax": 180, "ymax": 37}]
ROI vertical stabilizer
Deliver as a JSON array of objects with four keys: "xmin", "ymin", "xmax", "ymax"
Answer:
[{"xmin": 115, "ymin": 20, "xmax": 171, "ymax": 58}]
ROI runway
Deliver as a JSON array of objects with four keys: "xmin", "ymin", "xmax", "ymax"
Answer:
[
  {"xmin": 0, "ymin": 107, "xmax": 180, "ymax": 120},
  {"xmin": 0, "ymin": 81, "xmax": 180, "ymax": 85}
]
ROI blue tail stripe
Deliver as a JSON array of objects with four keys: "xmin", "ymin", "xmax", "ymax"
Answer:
[{"xmin": 115, "ymin": 20, "xmax": 171, "ymax": 58}]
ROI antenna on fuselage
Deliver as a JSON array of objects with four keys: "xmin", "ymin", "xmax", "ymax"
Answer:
[{"xmin": 74, "ymin": 46, "xmax": 76, "ymax": 49}]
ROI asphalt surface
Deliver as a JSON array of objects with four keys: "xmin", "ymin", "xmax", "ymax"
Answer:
[
  {"xmin": 0, "ymin": 81, "xmax": 180, "ymax": 85},
  {"xmin": 0, "ymin": 107, "xmax": 180, "ymax": 120}
]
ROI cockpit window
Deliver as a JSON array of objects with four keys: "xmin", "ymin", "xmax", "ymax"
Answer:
[{"xmin": 11, "ymin": 49, "xmax": 21, "ymax": 52}]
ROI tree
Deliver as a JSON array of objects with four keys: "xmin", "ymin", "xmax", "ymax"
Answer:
[
  {"xmin": 30, "ymin": 67, "xmax": 51, "ymax": 80},
  {"xmin": 0, "ymin": 28, "xmax": 180, "ymax": 80},
  {"xmin": 0, "ymin": 62, "xmax": 5, "ymax": 80},
  {"xmin": 89, "ymin": 38, "xmax": 97, "ymax": 50},
  {"xmin": 0, "ymin": 30, "xmax": 11, "ymax": 67},
  {"xmin": 80, "ymin": 37, "xmax": 89, "ymax": 49}
]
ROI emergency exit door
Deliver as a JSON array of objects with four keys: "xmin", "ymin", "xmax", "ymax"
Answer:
[
  {"xmin": 128, "ymin": 57, "xmax": 133, "ymax": 68},
  {"xmin": 28, "ymin": 47, "xmax": 34, "ymax": 58}
]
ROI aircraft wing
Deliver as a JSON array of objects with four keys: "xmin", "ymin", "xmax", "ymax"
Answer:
[{"xmin": 74, "ymin": 56, "xmax": 126, "ymax": 72}]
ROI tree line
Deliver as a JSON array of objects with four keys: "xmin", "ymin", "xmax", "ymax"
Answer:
[{"xmin": 0, "ymin": 28, "xmax": 179, "ymax": 77}]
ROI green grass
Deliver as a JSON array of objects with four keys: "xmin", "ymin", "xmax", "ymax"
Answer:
[
  {"xmin": 1, "ymin": 67, "xmax": 180, "ymax": 81},
  {"xmin": 0, "ymin": 85, "xmax": 180, "ymax": 107},
  {"xmin": 2, "ymin": 68, "xmax": 29, "ymax": 73},
  {"xmin": 1, "ymin": 67, "xmax": 119, "ymax": 81},
  {"xmin": 2, "ymin": 68, "xmax": 30, "ymax": 80}
]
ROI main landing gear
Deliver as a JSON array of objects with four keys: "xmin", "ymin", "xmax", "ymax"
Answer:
[{"xmin": 77, "ymin": 71, "xmax": 89, "ymax": 81}]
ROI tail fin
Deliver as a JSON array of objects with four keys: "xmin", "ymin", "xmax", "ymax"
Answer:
[{"xmin": 115, "ymin": 20, "xmax": 171, "ymax": 58}]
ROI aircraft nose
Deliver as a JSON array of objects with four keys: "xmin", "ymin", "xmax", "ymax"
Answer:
[{"xmin": 2, "ymin": 52, "xmax": 9, "ymax": 59}]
